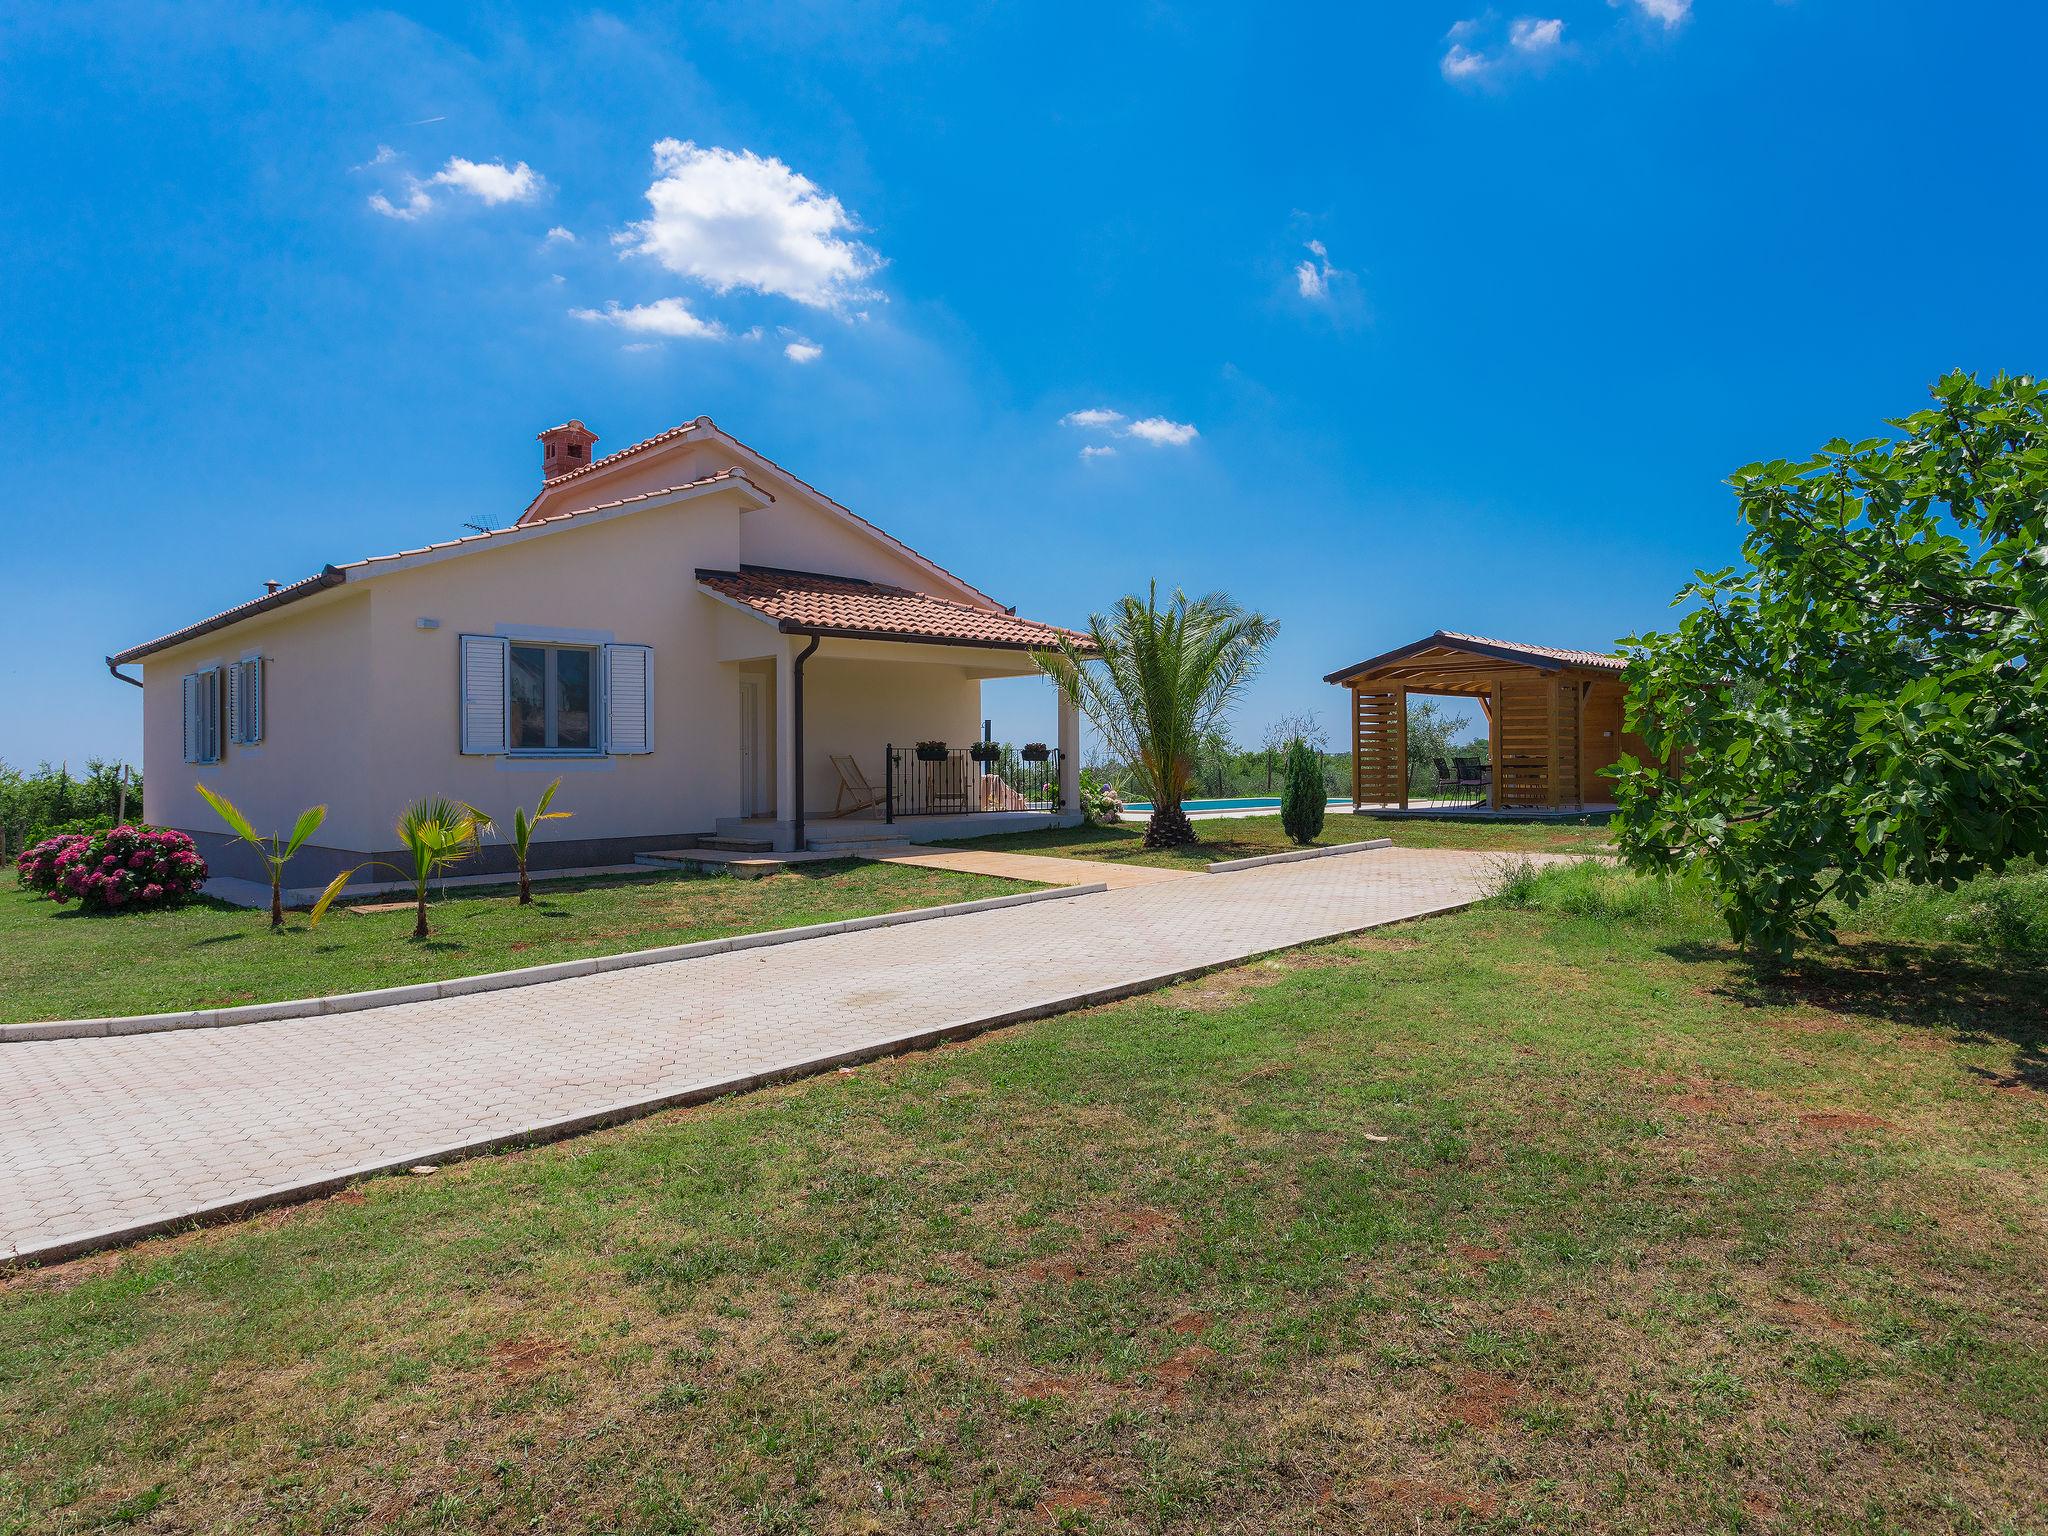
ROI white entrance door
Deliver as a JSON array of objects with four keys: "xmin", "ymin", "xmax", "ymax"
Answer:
[{"xmin": 738, "ymin": 678, "xmax": 764, "ymax": 818}]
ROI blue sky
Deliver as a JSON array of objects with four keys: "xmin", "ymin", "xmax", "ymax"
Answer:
[{"xmin": 4, "ymin": 1, "xmax": 2042, "ymax": 769}]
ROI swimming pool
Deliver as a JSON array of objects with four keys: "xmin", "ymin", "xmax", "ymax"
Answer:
[{"xmin": 1123, "ymin": 795, "xmax": 1347, "ymax": 813}]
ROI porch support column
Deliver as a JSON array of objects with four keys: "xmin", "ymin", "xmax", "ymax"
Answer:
[
  {"xmin": 1057, "ymin": 689, "xmax": 1081, "ymax": 821},
  {"xmin": 773, "ymin": 636, "xmax": 799, "ymax": 852}
]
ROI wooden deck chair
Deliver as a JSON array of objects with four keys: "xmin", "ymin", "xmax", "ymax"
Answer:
[
  {"xmin": 828, "ymin": 754, "xmax": 884, "ymax": 818},
  {"xmin": 980, "ymin": 773, "xmax": 1029, "ymax": 812}
]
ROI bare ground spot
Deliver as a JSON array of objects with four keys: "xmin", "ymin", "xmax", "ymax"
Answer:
[
  {"xmin": 1443, "ymin": 1369, "xmax": 1524, "ymax": 1428},
  {"xmin": 1036, "ymin": 1486, "xmax": 1111, "ymax": 1518},
  {"xmin": 489, "ymin": 1337, "xmax": 566, "ymax": 1381},
  {"xmin": 1023, "ymin": 1258, "xmax": 1085, "ymax": 1283}
]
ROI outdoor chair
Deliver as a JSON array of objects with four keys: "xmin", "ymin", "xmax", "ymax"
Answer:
[
  {"xmin": 1453, "ymin": 757, "xmax": 1490, "ymax": 801},
  {"xmin": 828, "ymin": 754, "xmax": 884, "ymax": 818},
  {"xmin": 1432, "ymin": 756, "xmax": 1459, "ymax": 797}
]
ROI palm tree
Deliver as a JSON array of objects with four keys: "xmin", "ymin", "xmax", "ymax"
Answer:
[
  {"xmin": 469, "ymin": 779, "xmax": 572, "ymax": 905},
  {"xmin": 1035, "ymin": 584, "xmax": 1278, "ymax": 848},
  {"xmin": 193, "ymin": 784, "xmax": 354, "ymax": 930},
  {"xmin": 393, "ymin": 797, "xmax": 486, "ymax": 939}
]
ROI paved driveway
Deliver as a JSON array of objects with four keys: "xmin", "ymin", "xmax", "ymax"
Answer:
[{"xmin": 0, "ymin": 846, "xmax": 1546, "ymax": 1264}]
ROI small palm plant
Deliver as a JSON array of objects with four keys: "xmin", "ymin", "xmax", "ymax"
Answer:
[
  {"xmin": 194, "ymin": 784, "xmax": 354, "ymax": 930},
  {"xmin": 393, "ymin": 797, "xmax": 486, "ymax": 939},
  {"xmin": 470, "ymin": 779, "xmax": 572, "ymax": 904}
]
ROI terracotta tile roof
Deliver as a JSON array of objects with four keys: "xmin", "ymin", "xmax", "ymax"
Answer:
[
  {"xmin": 523, "ymin": 419, "xmax": 705, "ymax": 507},
  {"xmin": 1433, "ymin": 631, "xmax": 1626, "ymax": 671},
  {"xmin": 520, "ymin": 414, "xmax": 1003, "ymax": 609},
  {"xmin": 697, "ymin": 565, "xmax": 1095, "ymax": 652},
  {"xmin": 1324, "ymin": 628, "xmax": 1625, "ymax": 684},
  {"xmin": 337, "ymin": 471, "xmax": 763, "ymax": 573},
  {"xmin": 110, "ymin": 472, "xmax": 766, "ymax": 664},
  {"xmin": 108, "ymin": 568, "xmax": 348, "ymax": 667}
]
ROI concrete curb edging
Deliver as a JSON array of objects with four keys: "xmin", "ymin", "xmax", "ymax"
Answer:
[
  {"xmin": 1206, "ymin": 838, "xmax": 1394, "ymax": 874},
  {"xmin": 3, "ymin": 892, "xmax": 1485, "ymax": 1268},
  {"xmin": 0, "ymin": 882, "xmax": 1106, "ymax": 1046}
]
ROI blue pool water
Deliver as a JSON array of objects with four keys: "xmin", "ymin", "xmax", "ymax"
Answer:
[{"xmin": 1124, "ymin": 795, "xmax": 1342, "ymax": 813}]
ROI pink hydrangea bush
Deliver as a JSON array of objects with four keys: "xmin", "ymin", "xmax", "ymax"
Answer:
[{"xmin": 15, "ymin": 826, "xmax": 206, "ymax": 911}]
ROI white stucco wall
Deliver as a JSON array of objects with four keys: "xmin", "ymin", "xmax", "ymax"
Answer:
[
  {"xmin": 798, "ymin": 655, "xmax": 984, "ymax": 817},
  {"xmin": 129, "ymin": 449, "xmax": 1059, "ymax": 866},
  {"xmin": 142, "ymin": 588, "xmax": 374, "ymax": 852},
  {"xmin": 359, "ymin": 486, "xmax": 749, "ymax": 848}
]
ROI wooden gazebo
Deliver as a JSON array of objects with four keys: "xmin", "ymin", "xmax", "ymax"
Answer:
[{"xmin": 1323, "ymin": 631, "xmax": 1640, "ymax": 812}]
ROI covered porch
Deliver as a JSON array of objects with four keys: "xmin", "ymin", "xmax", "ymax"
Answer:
[
  {"xmin": 1324, "ymin": 631, "xmax": 1637, "ymax": 815},
  {"xmin": 698, "ymin": 565, "xmax": 1087, "ymax": 852}
]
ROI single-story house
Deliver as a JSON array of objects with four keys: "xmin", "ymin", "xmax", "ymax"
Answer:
[
  {"xmin": 1324, "ymin": 630, "xmax": 1651, "ymax": 811},
  {"xmin": 108, "ymin": 416, "xmax": 1090, "ymax": 885}
]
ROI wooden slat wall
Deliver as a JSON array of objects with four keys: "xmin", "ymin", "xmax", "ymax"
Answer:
[
  {"xmin": 1350, "ymin": 687, "xmax": 1404, "ymax": 806},
  {"xmin": 1494, "ymin": 677, "xmax": 1551, "ymax": 808},
  {"xmin": 1553, "ymin": 679, "xmax": 1582, "ymax": 809}
]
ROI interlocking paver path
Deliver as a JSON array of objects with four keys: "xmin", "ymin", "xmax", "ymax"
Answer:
[
  {"xmin": 0, "ymin": 847, "xmax": 1557, "ymax": 1264},
  {"xmin": 858, "ymin": 842, "xmax": 1194, "ymax": 889}
]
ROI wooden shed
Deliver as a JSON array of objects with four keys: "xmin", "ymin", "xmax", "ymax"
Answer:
[{"xmin": 1323, "ymin": 631, "xmax": 1646, "ymax": 812}]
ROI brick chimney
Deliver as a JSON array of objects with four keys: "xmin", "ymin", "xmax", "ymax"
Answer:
[{"xmin": 537, "ymin": 420, "xmax": 598, "ymax": 482}]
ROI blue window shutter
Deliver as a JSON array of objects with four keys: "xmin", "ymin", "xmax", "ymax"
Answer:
[
  {"xmin": 604, "ymin": 644, "xmax": 653, "ymax": 754},
  {"xmin": 460, "ymin": 635, "xmax": 510, "ymax": 754}
]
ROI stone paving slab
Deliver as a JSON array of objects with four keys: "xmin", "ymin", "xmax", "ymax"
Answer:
[
  {"xmin": 856, "ymin": 843, "xmax": 1193, "ymax": 889},
  {"xmin": 0, "ymin": 847, "xmax": 1568, "ymax": 1265}
]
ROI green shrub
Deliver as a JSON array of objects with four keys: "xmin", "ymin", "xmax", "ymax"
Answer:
[
  {"xmin": 1840, "ymin": 862, "xmax": 2048, "ymax": 952},
  {"xmin": 1490, "ymin": 858, "xmax": 1717, "ymax": 929},
  {"xmin": 1280, "ymin": 738, "xmax": 1325, "ymax": 845},
  {"xmin": 0, "ymin": 759, "xmax": 141, "ymax": 854}
]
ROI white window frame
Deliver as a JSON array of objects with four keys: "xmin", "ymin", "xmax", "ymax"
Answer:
[
  {"xmin": 506, "ymin": 640, "xmax": 604, "ymax": 756},
  {"xmin": 460, "ymin": 630, "xmax": 652, "ymax": 761}
]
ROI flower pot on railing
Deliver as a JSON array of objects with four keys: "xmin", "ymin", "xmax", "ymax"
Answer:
[
  {"xmin": 1020, "ymin": 743, "xmax": 1050, "ymax": 762},
  {"xmin": 915, "ymin": 741, "xmax": 950, "ymax": 763},
  {"xmin": 968, "ymin": 742, "xmax": 1000, "ymax": 764}
]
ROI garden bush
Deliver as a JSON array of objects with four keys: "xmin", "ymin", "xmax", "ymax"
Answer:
[
  {"xmin": 1078, "ymin": 770, "xmax": 1123, "ymax": 828},
  {"xmin": 1280, "ymin": 737, "xmax": 1325, "ymax": 845},
  {"xmin": 16, "ymin": 825, "xmax": 207, "ymax": 911}
]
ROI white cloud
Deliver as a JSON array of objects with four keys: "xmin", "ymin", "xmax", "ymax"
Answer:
[
  {"xmin": 545, "ymin": 225, "xmax": 577, "ymax": 244},
  {"xmin": 1125, "ymin": 417, "xmax": 1199, "ymax": 447},
  {"xmin": 784, "ymin": 338, "xmax": 824, "ymax": 363},
  {"xmin": 1059, "ymin": 406, "xmax": 1198, "ymax": 449},
  {"xmin": 569, "ymin": 297, "xmax": 726, "ymax": 341},
  {"xmin": 1615, "ymin": 0, "xmax": 1690, "ymax": 24},
  {"xmin": 1079, "ymin": 444, "xmax": 1117, "ymax": 460},
  {"xmin": 362, "ymin": 152, "xmax": 542, "ymax": 220},
  {"xmin": 368, "ymin": 185, "xmax": 432, "ymax": 221},
  {"xmin": 429, "ymin": 157, "xmax": 543, "ymax": 205},
  {"xmin": 1060, "ymin": 407, "xmax": 1126, "ymax": 429},
  {"xmin": 1441, "ymin": 41, "xmax": 1490, "ymax": 79},
  {"xmin": 1444, "ymin": 15, "xmax": 1566, "ymax": 81},
  {"xmin": 1295, "ymin": 238, "xmax": 1338, "ymax": 301},
  {"xmin": 617, "ymin": 138, "xmax": 882, "ymax": 310}
]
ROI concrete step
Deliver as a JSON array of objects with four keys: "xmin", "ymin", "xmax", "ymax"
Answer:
[{"xmin": 695, "ymin": 836, "xmax": 776, "ymax": 853}]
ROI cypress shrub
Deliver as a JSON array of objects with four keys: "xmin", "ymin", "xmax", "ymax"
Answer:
[{"xmin": 1281, "ymin": 738, "xmax": 1325, "ymax": 845}]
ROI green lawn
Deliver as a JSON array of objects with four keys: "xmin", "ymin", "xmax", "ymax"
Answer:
[
  {"xmin": 945, "ymin": 809, "xmax": 1615, "ymax": 867},
  {"xmin": 0, "ymin": 862, "xmax": 1035, "ymax": 1024},
  {"xmin": 3, "ymin": 865, "xmax": 2041, "ymax": 1534}
]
